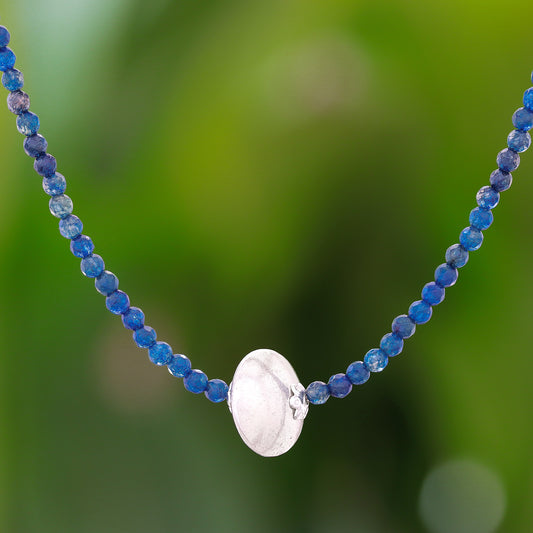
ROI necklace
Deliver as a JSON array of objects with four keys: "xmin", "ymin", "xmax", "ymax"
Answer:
[{"xmin": 2, "ymin": 22, "xmax": 533, "ymax": 459}]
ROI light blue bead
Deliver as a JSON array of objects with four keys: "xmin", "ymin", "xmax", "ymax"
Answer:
[
  {"xmin": 460, "ymin": 226, "xmax": 483, "ymax": 251},
  {"xmin": 59, "ymin": 214, "xmax": 83, "ymax": 239},
  {"xmin": 469, "ymin": 207, "xmax": 493, "ymax": 230},
  {"xmin": 8, "ymin": 91, "xmax": 30, "ymax": 114},
  {"xmin": 392, "ymin": 314, "xmax": 416, "ymax": 338},
  {"xmin": 445, "ymin": 244, "xmax": 469, "ymax": 268},
  {"xmin": 2, "ymin": 68, "xmax": 23, "ymax": 91},
  {"xmin": 49, "ymin": 194, "xmax": 73, "ymax": 218},
  {"xmin": 16, "ymin": 111, "xmax": 39, "ymax": 135},
  {"xmin": 476, "ymin": 186, "xmax": 499, "ymax": 210},
  {"xmin": 0, "ymin": 47, "xmax": 15, "ymax": 71},
  {"xmin": 507, "ymin": 130, "xmax": 531, "ymax": 153},
  {"xmin": 148, "ymin": 341, "xmax": 173, "ymax": 366},
  {"xmin": 43, "ymin": 173, "xmax": 66, "ymax": 196},
  {"xmin": 408, "ymin": 300, "xmax": 432, "ymax": 324},
  {"xmin": 435, "ymin": 263, "xmax": 458, "ymax": 288},
  {"xmin": 80, "ymin": 254, "xmax": 105, "ymax": 278},
  {"xmin": 421, "ymin": 282, "xmax": 445, "ymax": 305},
  {"xmin": 512, "ymin": 107, "xmax": 533, "ymax": 131},
  {"xmin": 305, "ymin": 381, "xmax": 330, "ymax": 404},
  {"xmin": 122, "ymin": 307, "xmax": 145, "ymax": 330},
  {"xmin": 346, "ymin": 361, "xmax": 370, "ymax": 384},
  {"xmin": 95, "ymin": 270, "xmax": 119, "ymax": 296},
  {"xmin": 489, "ymin": 169, "xmax": 512, "ymax": 192},
  {"xmin": 184, "ymin": 369, "xmax": 209, "ymax": 394},
  {"xmin": 168, "ymin": 354, "xmax": 192, "ymax": 378},
  {"xmin": 205, "ymin": 379, "xmax": 229, "ymax": 403},
  {"xmin": 363, "ymin": 348, "xmax": 388, "ymax": 373},
  {"xmin": 133, "ymin": 326, "xmax": 157, "ymax": 348},
  {"xmin": 70, "ymin": 235, "xmax": 94, "ymax": 258},
  {"xmin": 380, "ymin": 332, "xmax": 403, "ymax": 357},
  {"xmin": 327, "ymin": 373, "xmax": 352, "ymax": 398},
  {"xmin": 524, "ymin": 87, "xmax": 533, "ymax": 111},
  {"xmin": 0, "ymin": 27, "xmax": 11, "ymax": 47},
  {"xmin": 105, "ymin": 290, "xmax": 130, "ymax": 315},
  {"xmin": 497, "ymin": 148, "xmax": 520, "ymax": 172}
]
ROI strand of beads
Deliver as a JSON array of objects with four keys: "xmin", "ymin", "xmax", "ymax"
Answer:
[
  {"xmin": 305, "ymin": 74, "xmax": 533, "ymax": 406},
  {"xmin": 0, "ymin": 24, "xmax": 229, "ymax": 404}
]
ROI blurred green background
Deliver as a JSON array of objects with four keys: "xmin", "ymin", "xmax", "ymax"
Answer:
[{"xmin": 1, "ymin": 1, "xmax": 533, "ymax": 532}]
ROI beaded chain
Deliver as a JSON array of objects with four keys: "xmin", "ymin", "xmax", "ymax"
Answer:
[{"xmin": 2, "ymin": 24, "xmax": 533, "ymax": 410}]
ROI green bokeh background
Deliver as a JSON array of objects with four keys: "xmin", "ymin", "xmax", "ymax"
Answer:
[{"xmin": 1, "ymin": 1, "xmax": 533, "ymax": 532}]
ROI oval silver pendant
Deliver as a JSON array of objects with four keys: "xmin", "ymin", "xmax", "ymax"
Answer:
[{"xmin": 228, "ymin": 349, "xmax": 308, "ymax": 457}]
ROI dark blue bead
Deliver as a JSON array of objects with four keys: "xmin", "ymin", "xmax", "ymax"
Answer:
[
  {"xmin": 95, "ymin": 270, "xmax": 119, "ymax": 295},
  {"xmin": 43, "ymin": 173, "xmax": 66, "ymax": 196},
  {"xmin": 460, "ymin": 226, "xmax": 483, "ymax": 251},
  {"xmin": 133, "ymin": 326, "xmax": 157, "ymax": 348},
  {"xmin": 512, "ymin": 107, "xmax": 533, "ymax": 132},
  {"xmin": 0, "ymin": 47, "xmax": 15, "ymax": 71},
  {"xmin": 445, "ymin": 244, "xmax": 469, "ymax": 268},
  {"xmin": 106, "ymin": 290, "xmax": 130, "ymax": 315},
  {"xmin": 507, "ymin": 130, "xmax": 531, "ymax": 153},
  {"xmin": 380, "ymin": 332, "xmax": 404, "ymax": 357},
  {"xmin": 469, "ymin": 207, "xmax": 493, "ymax": 230},
  {"xmin": 34, "ymin": 154, "xmax": 57, "ymax": 177},
  {"xmin": 346, "ymin": 361, "xmax": 370, "ymax": 384},
  {"xmin": 16, "ymin": 111, "xmax": 39, "ymax": 135},
  {"xmin": 305, "ymin": 381, "xmax": 330, "ymax": 404},
  {"xmin": 363, "ymin": 348, "xmax": 388, "ymax": 372},
  {"xmin": 476, "ymin": 186, "xmax": 499, "ymax": 210},
  {"xmin": 0, "ymin": 27, "xmax": 10, "ymax": 47},
  {"xmin": 122, "ymin": 307, "xmax": 145, "ymax": 330},
  {"xmin": 497, "ymin": 148, "xmax": 520, "ymax": 172},
  {"xmin": 59, "ymin": 214, "xmax": 83, "ymax": 239},
  {"xmin": 392, "ymin": 314, "xmax": 416, "ymax": 338},
  {"xmin": 408, "ymin": 300, "xmax": 433, "ymax": 324},
  {"xmin": 168, "ymin": 354, "xmax": 192, "ymax": 378},
  {"xmin": 70, "ymin": 234, "xmax": 94, "ymax": 258},
  {"xmin": 49, "ymin": 194, "xmax": 73, "ymax": 218},
  {"xmin": 148, "ymin": 341, "xmax": 173, "ymax": 366},
  {"xmin": 184, "ymin": 369, "xmax": 209, "ymax": 394},
  {"xmin": 24, "ymin": 134, "xmax": 47, "ymax": 157},
  {"xmin": 2, "ymin": 68, "xmax": 23, "ymax": 91},
  {"xmin": 524, "ymin": 87, "xmax": 533, "ymax": 111},
  {"xmin": 205, "ymin": 379, "xmax": 229, "ymax": 403},
  {"xmin": 489, "ymin": 169, "xmax": 512, "ymax": 192},
  {"xmin": 422, "ymin": 282, "xmax": 445, "ymax": 306},
  {"xmin": 80, "ymin": 254, "xmax": 105, "ymax": 278},
  {"xmin": 435, "ymin": 263, "xmax": 458, "ymax": 288},
  {"xmin": 327, "ymin": 373, "xmax": 352, "ymax": 398},
  {"xmin": 7, "ymin": 90, "xmax": 29, "ymax": 114}
]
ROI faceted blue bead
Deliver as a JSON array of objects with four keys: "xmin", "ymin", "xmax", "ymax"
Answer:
[
  {"xmin": 524, "ymin": 87, "xmax": 533, "ymax": 111},
  {"xmin": 460, "ymin": 226, "xmax": 483, "ymax": 251},
  {"xmin": 0, "ymin": 27, "xmax": 10, "ymax": 47},
  {"xmin": 148, "ymin": 341, "xmax": 173, "ymax": 366},
  {"xmin": 34, "ymin": 154, "xmax": 57, "ymax": 177},
  {"xmin": 392, "ymin": 314, "xmax": 416, "ymax": 338},
  {"xmin": 476, "ymin": 186, "xmax": 499, "ymax": 210},
  {"xmin": 445, "ymin": 244, "xmax": 469, "ymax": 268},
  {"xmin": 205, "ymin": 379, "xmax": 229, "ymax": 403},
  {"xmin": 469, "ymin": 207, "xmax": 493, "ymax": 230},
  {"xmin": 184, "ymin": 369, "xmax": 209, "ymax": 394},
  {"xmin": 512, "ymin": 107, "xmax": 533, "ymax": 132},
  {"xmin": 7, "ymin": 90, "xmax": 29, "ymax": 114},
  {"xmin": 43, "ymin": 173, "xmax": 67, "ymax": 196},
  {"xmin": 380, "ymin": 332, "xmax": 404, "ymax": 357},
  {"xmin": 408, "ymin": 300, "xmax": 433, "ymax": 324},
  {"xmin": 24, "ymin": 134, "xmax": 47, "ymax": 157},
  {"xmin": 2, "ymin": 68, "xmax": 23, "ymax": 91},
  {"xmin": 306, "ymin": 381, "xmax": 330, "ymax": 404},
  {"xmin": 497, "ymin": 148, "xmax": 520, "ymax": 172},
  {"xmin": 49, "ymin": 194, "xmax": 73, "ymax": 218},
  {"xmin": 106, "ymin": 290, "xmax": 130, "ymax": 315},
  {"xmin": 16, "ymin": 111, "xmax": 39, "ymax": 135},
  {"xmin": 507, "ymin": 130, "xmax": 531, "ymax": 153},
  {"xmin": 363, "ymin": 348, "xmax": 388, "ymax": 373},
  {"xmin": 168, "ymin": 354, "xmax": 192, "ymax": 378},
  {"xmin": 327, "ymin": 373, "xmax": 352, "ymax": 398},
  {"xmin": 422, "ymin": 282, "xmax": 445, "ymax": 306},
  {"xmin": 435, "ymin": 263, "xmax": 458, "ymax": 288},
  {"xmin": 95, "ymin": 270, "xmax": 119, "ymax": 296},
  {"xmin": 0, "ymin": 47, "xmax": 15, "ymax": 71},
  {"xmin": 59, "ymin": 214, "xmax": 83, "ymax": 239},
  {"xmin": 346, "ymin": 361, "xmax": 370, "ymax": 384},
  {"xmin": 122, "ymin": 306, "xmax": 145, "ymax": 330},
  {"xmin": 489, "ymin": 169, "xmax": 512, "ymax": 192},
  {"xmin": 80, "ymin": 254, "xmax": 105, "ymax": 278},
  {"xmin": 70, "ymin": 234, "xmax": 94, "ymax": 258},
  {"xmin": 133, "ymin": 326, "xmax": 157, "ymax": 348}
]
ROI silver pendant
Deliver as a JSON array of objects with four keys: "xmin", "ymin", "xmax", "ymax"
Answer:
[{"xmin": 228, "ymin": 349, "xmax": 309, "ymax": 457}]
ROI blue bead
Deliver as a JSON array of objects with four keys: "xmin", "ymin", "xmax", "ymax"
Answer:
[
  {"xmin": 184, "ymin": 369, "xmax": 209, "ymax": 394},
  {"xmin": 489, "ymin": 169, "xmax": 512, "ymax": 192},
  {"xmin": 2, "ymin": 68, "xmax": 23, "ymax": 91},
  {"xmin": 34, "ymin": 154, "xmax": 57, "ymax": 177},
  {"xmin": 363, "ymin": 348, "xmax": 388, "ymax": 373},
  {"xmin": 43, "ymin": 173, "xmax": 67, "ymax": 196},
  {"xmin": 460, "ymin": 226, "xmax": 483, "ymax": 251},
  {"xmin": 70, "ymin": 234, "xmax": 94, "ymax": 258},
  {"xmin": 168, "ymin": 354, "xmax": 192, "ymax": 378},
  {"xmin": 0, "ymin": 27, "xmax": 10, "ymax": 47},
  {"xmin": 7, "ymin": 90, "xmax": 29, "ymax": 114},
  {"xmin": 346, "ymin": 361, "xmax": 370, "ymax": 384},
  {"xmin": 392, "ymin": 314, "xmax": 416, "ymax": 338},
  {"xmin": 380, "ymin": 332, "xmax": 404, "ymax": 357},
  {"xmin": 16, "ymin": 111, "xmax": 39, "ymax": 135},
  {"xmin": 59, "ymin": 214, "xmax": 83, "ymax": 239},
  {"xmin": 106, "ymin": 290, "xmax": 130, "ymax": 315},
  {"xmin": 507, "ymin": 130, "xmax": 531, "ymax": 153},
  {"xmin": 497, "ymin": 148, "xmax": 520, "ymax": 172},
  {"xmin": 80, "ymin": 254, "xmax": 105, "ymax": 278},
  {"xmin": 148, "ymin": 341, "xmax": 173, "ymax": 366},
  {"xmin": 0, "ymin": 47, "xmax": 15, "ymax": 71},
  {"xmin": 205, "ymin": 379, "xmax": 229, "ymax": 403},
  {"xmin": 122, "ymin": 307, "xmax": 145, "ymax": 330},
  {"xmin": 435, "ymin": 263, "xmax": 458, "ymax": 288},
  {"xmin": 408, "ymin": 300, "xmax": 433, "ymax": 324},
  {"xmin": 512, "ymin": 107, "xmax": 533, "ymax": 132},
  {"xmin": 24, "ymin": 134, "xmax": 47, "ymax": 157},
  {"xmin": 445, "ymin": 244, "xmax": 469, "ymax": 268},
  {"xmin": 133, "ymin": 326, "xmax": 157, "ymax": 348},
  {"xmin": 49, "ymin": 194, "xmax": 73, "ymax": 218},
  {"xmin": 469, "ymin": 207, "xmax": 493, "ymax": 230},
  {"xmin": 524, "ymin": 87, "xmax": 533, "ymax": 111},
  {"xmin": 305, "ymin": 381, "xmax": 330, "ymax": 404},
  {"xmin": 95, "ymin": 270, "xmax": 119, "ymax": 295},
  {"xmin": 422, "ymin": 282, "xmax": 445, "ymax": 306},
  {"xmin": 476, "ymin": 186, "xmax": 499, "ymax": 210},
  {"xmin": 327, "ymin": 373, "xmax": 352, "ymax": 398}
]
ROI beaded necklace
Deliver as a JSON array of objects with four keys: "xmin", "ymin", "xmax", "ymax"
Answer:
[{"xmin": 2, "ymin": 22, "xmax": 533, "ymax": 457}]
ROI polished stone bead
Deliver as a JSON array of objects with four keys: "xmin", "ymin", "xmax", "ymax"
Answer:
[
  {"xmin": 24, "ymin": 134, "xmax": 47, "ymax": 157},
  {"xmin": 507, "ymin": 130, "xmax": 531, "ymax": 153},
  {"xmin": 422, "ymin": 281, "xmax": 445, "ymax": 305},
  {"xmin": 392, "ymin": 314, "xmax": 416, "ymax": 338},
  {"xmin": 469, "ymin": 207, "xmax": 493, "ymax": 230},
  {"xmin": 59, "ymin": 214, "xmax": 83, "ymax": 239},
  {"xmin": 2, "ymin": 68, "xmax": 23, "ymax": 91},
  {"xmin": 524, "ymin": 87, "xmax": 533, "ymax": 111},
  {"xmin": 346, "ymin": 361, "xmax": 370, "ymax": 384},
  {"xmin": 184, "ymin": 369, "xmax": 209, "ymax": 394},
  {"xmin": 380, "ymin": 332, "xmax": 404, "ymax": 357},
  {"xmin": 0, "ymin": 47, "xmax": 15, "ymax": 71},
  {"xmin": 148, "ymin": 341, "xmax": 173, "ymax": 366},
  {"xmin": 408, "ymin": 300, "xmax": 433, "ymax": 324},
  {"xmin": 49, "ymin": 194, "xmax": 73, "ymax": 218},
  {"xmin": 363, "ymin": 348, "xmax": 388, "ymax": 372},
  {"xmin": 305, "ymin": 381, "xmax": 330, "ymax": 404},
  {"xmin": 16, "ymin": 111, "xmax": 39, "ymax": 135},
  {"xmin": 106, "ymin": 290, "xmax": 130, "ymax": 315},
  {"xmin": 445, "ymin": 244, "xmax": 469, "ymax": 268},
  {"xmin": 512, "ymin": 107, "xmax": 533, "ymax": 131},
  {"xmin": 497, "ymin": 148, "xmax": 520, "ymax": 172},
  {"xmin": 70, "ymin": 234, "xmax": 94, "ymax": 258},
  {"xmin": 122, "ymin": 306, "xmax": 144, "ymax": 330},
  {"xmin": 80, "ymin": 254, "xmax": 105, "ymax": 278},
  {"xmin": 7, "ymin": 90, "xmax": 29, "ymax": 114},
  {"xmin": 489, "ymin": 169, "xmax": 512, "ymax": 192},
  {"xmin": 205, "ymin": 379, "xmax": 229, "ymax": 403},
  {"xmin": 460, "ymin": 226, "xmax": 483, "ymax": 251},
  {"xmin": 168, "ymin": 354, "xmax": 192, "ymax": 378},
  {"xmin": 133, "ymin": 326, "xmax": 157, "ymax": 348},
  {"xmin": 34, "ymin": 154, "xmax": 57, "ymax": 177},
  {"xmin": 435, "ymin": 263, "xmax": 458, "ymax": 287},
  {"xmin": 476, "ymin": 186, "xmax": 499, "ymax": 210},
  {"xmin": 0, "ymin": 27, "xmax": 10, "ymax": 47},
  {"xmin": 42, "ymin": 173, "xmax": 66, "ymax": 196},
  {"xmin": 95, "ymin": 270, "xmax": 119, "ymax": 296},
  {"xmin": 327, "ymin": 373, "xmax": 352, "ymax": 398}
]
